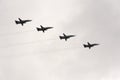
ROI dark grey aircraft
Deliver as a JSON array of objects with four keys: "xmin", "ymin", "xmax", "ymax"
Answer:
[
  {"xmin": 36, "ymin": 25, "xmax": 53, "ymax": 33},
  {"xmin": 83, "ymin": 42, "xmax": 99, "ymax": 49},
  {"xmin": 59, "ymin": 33, "xmax": 75, "ymax": 41},
  {"xmin": 15, "ymin": 18, "xmax": 32, "ymax": 26}
]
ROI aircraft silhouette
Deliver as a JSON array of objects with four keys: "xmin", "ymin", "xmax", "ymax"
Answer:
[
  {"xmin": 83, "ymin": 42, "xmax": 99, "ymax": 49},
  {"xmin": 36, "ymin": 25, "xmax": 53, "ymax": 33},
  {"xmin": 59, "ymin": 33, "xmax": 75, "ymax": 41},
  {"xmin": 15, "ymin": 18, "xmax": 32, "ymax": 26}
]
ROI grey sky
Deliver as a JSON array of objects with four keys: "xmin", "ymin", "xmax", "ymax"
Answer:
[{"xmin": 0, "ymin": 0, "xmax": 120, "ymax": 80}]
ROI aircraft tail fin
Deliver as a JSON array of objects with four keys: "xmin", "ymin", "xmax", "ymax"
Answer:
[{"xmin": 15, "ymin": 20, "xmax": 19, "ymax": 24}]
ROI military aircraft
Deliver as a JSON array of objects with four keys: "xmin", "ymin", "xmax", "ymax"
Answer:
[
  {"xmin": 15, "ymin": 18, "xmax": 32, "ymax": 26},
  {"xmin": 59, "ymin": 33, "xmax": 75, "ymax": 41},
  {"xmin": 83, "ymin": 42, "xmax": 99, "ymax": 49},
  {"xmin": 36, "ymin": 25, "xmax": 53, "ymax": 33}
]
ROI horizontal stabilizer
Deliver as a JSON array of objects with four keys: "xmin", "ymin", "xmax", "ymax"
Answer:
[
  {"xmin": 36, "ymin": 27, "xmax": 42, "ymax": 31},
  {"xmin": 15, "ymin": 20, "xmax": 19, "ymax": 24},
  {"xmin": 59, "ymin": 36, "xmax": 63, "ymax": 39},
  {"xmin": 83, "ymin": 44, "xmax": 87, "ymax": 48}
]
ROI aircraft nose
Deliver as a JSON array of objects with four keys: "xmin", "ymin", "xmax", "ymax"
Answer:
[
  {"xmin": 50, "ymin": 27, "xmax": 53, "ymax": 28},
  {"xmin": 72, "ymin": 35, "xmax": 75, "ymax": 37}
]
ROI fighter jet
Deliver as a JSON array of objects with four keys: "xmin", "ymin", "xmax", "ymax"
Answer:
[
  {"xmin": 36, "ymin": 25, "xmax": 53, "ymax": 33},
  {"xmin": 83, "ymin": 42, "xmax": 99, "ymax": 49},
  {"xmin": 59, "ymin": 33, "xmax": 75, "ymax": 41},
  {"xmin": 15, "ymin": 18, "xmax": 32, "ymax": 26}
]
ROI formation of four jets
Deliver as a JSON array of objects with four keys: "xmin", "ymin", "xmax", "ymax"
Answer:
[{"xmin": 15, "ymin": 18, "xmax": 99, "ymax": 49}]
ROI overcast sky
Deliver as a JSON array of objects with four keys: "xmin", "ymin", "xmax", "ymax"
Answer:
[{"xmin": 0, "ymin": 0, "xmax": 120, "ymax": 80}]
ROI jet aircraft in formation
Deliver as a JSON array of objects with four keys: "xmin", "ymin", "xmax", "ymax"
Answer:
[
  {"xmin": 15, "ymin": 18, "xmax": 32, "ymax": 26},
  {"xmin": 15, "ymin": 18, "xmax": 99, "ymax": 49},
  {"xmin": 83, "ymin": 42, "xmax": 99, "ymax": 49},
  {"xmin": 59, "ymin": 33, "xmax": 75, "ymax": 41},
  {"xmin": 36, "ymin": 25, "xmax": 53, "ymax": 33}
]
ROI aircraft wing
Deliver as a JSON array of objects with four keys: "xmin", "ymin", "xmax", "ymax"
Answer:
[
  {"xmin": 21, "ymin": 23, "xmax": 24, "ymax": 26},
  {"xmin": 65, "ymin": 38, "xmax": 67, "ymax": 41},
  {"xmin": 18, "ymin": 18, "xmax": 22, "ymax": 21},
  {"xmin": 63, "ymin": 33, "xmax": 66, "ymax": 36}
]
